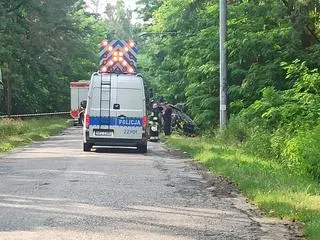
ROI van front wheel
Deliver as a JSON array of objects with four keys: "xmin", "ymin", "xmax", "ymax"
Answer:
[
  {"xmin": 137, "ymin": 144, "xmax": 147, "ymax": 153},
  {"xmin": 83, "ymin": 142, "xmax": 92, "ymax": 152}
]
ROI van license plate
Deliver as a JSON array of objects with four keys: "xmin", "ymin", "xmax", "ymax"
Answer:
[{"xmin": 94, "ymin": 130, "xmax": 113, "ymax": 136}]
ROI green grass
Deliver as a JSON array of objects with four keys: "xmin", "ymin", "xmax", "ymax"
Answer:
[
  {"xmin": 0, "ymin": 117, "xmax": 71, "ymax": 152},
  {"xmin": 165, "ymin": 135, "xmax": 320, "ymax": 239}
]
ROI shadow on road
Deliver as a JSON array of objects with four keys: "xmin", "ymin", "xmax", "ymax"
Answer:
[{"xmin": 93, "ymin": 147, "xmax": 141, "ymax": 154}]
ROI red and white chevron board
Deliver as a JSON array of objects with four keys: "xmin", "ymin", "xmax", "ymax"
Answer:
[{"xmin": 99, "ymin": 39, "xmax": 138, "ymax": 74}]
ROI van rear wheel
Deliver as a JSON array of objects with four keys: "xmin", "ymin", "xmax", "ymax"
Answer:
[
  {"xmin": 137, "ymin": 144, "xmax": 147, "ymax": 153},
  {"xmin": 83, "ymin": 142, "xmax": 92, "ymax": 152}
]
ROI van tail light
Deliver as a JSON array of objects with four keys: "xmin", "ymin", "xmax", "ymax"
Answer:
[
  {"xmin": 85, "ymin": 114, "xmax": 90, "ymax": 128},
  {"xmin": 142, "ymin": 116, "xmax": 148, "ymax": 129}
]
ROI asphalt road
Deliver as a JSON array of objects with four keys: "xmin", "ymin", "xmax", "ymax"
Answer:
[{"xmin": 0, "ymin": 127, "xmax": 301, "ymax": 240}]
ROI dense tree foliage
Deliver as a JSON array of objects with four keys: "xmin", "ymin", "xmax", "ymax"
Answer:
[
  {"xmin": 137, "ymin": 0, "xmax": 320, "ymax": 179},
  {"xmin": 139, "ymin": 0, "xmax": 319, "ymax": 126},
  {"xmin": 136, "ymin": 0, "xmax": 163, "ymax": 22},
  {"xmin": 0, "ymin": 0, "xmax": 107, "ymax": 114}
]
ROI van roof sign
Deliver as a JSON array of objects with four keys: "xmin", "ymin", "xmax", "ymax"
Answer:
[{"xmin": 99, "ymin": 39, "xmax": 138, "ymax": 74}]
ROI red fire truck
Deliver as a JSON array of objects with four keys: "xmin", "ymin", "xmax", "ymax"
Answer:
[{"xmin": 70, "ymin": 80, "xmax": 90, "ymax": 125}]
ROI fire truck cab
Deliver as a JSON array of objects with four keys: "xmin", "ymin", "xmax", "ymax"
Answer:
[{"xmin": 70, "ymin": 80, "xmax": 90, "ymax": 125}]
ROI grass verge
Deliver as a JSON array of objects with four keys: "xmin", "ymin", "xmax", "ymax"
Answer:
[
  {"xmin": 165, "ymin": 135, "xmax": 320, "ymax": 240},
  {"xmin": 0, "ymin": 117, "xmax": 71, "ymax": 152}
]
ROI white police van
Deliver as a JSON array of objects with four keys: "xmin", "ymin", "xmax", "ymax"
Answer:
[{"xmin": 83, "ymin": 72, "xmax": 148, "ymax": 153}]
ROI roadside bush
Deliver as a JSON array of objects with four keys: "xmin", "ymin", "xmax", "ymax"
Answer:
[
  {"xmin": 220, "ymin": 118, "xmax": 320, "ymax": 181},
  {"xmin": 245, "ymin": 127, "xmax": 274, "ymax": 159},
  {"xmin": 269, "ymin": 128, "xmax": 291, "ymax": 160},
  {"xmin": 283, "ymin": 124, "xmax": 320, "ymax": 181},
  {"xmin": 214, "ymin": 60, "xmax": 320, "ymax": 180},
  {"xmin": 0, "ymin": 118, "xmax": 29, "ymax": 137},
  {"xmin": 0, "ymin": 117, "xmax": 69, "ymax": 153},
  {"xmin": 215, "ymin": 116, "xmax": 250, "ymax": 145}
]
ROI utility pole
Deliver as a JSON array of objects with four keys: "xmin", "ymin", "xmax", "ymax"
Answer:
[{"xmin": 219, "ymin": 0, "xmax": 227, "ymax": 128}]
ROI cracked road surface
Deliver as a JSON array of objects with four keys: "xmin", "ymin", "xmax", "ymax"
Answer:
[{"xmin": 0, "ymin": 127, "xmax": 301, "ymax": 239}]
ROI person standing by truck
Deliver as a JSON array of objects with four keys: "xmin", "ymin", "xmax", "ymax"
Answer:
[
  {"xmin": 163, "ymin": 102, "xmax": 173, "ymax": 136},
  {"xmin": 151, "ymin": 102, "xmax": 163, "ymax": 129}
]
